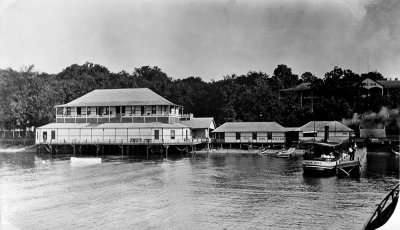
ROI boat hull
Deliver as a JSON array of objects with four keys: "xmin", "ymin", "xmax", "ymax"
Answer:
[{"xmin": 302, "ymin": 160, "xmax": 337, "ymax": 175}]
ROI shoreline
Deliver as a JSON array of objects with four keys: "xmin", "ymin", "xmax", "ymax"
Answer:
[
  {"xmin": 0, "ymin": 145, "xmax": 36, "ymax": 153},
  {"xmin": 191, "ymin": 148, "xmax": 280, "ymax": 155}
]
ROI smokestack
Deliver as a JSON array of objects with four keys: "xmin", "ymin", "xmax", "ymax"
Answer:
[{"xmin": 324, "ymin": 126, "xmax": 329, "ymax": 142}]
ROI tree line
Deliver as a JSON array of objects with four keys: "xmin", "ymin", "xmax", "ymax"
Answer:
[{"xmin": 0, "ymin": 62, "xmax": 399, "ymax": 131}]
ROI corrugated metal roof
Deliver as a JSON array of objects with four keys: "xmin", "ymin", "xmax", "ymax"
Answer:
[
  {"xmin": 212, "ymin": 122, "xmax": 286, "ymax": 133},
  {"xmin": 180, "ymin": 118, "xmax": 215, "ymax": 129},
  {"xmin": 295, "ymin": 121, "xmax": 353, "ymax": 132},
  {"xmin": 56, "ymin": 88, "xmax": 179, "ymax": 107},
  {"xmin": 38, "ymin": 122, "xmax": 189, "ymax": 129}
]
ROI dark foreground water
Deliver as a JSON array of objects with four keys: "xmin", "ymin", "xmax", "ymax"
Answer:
[{"xmin": 1, "ymin": 150, "xmax": 399, "ymax": 230}]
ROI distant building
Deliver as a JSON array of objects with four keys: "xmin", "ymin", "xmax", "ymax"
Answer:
[
  {"xmin": 296, "ymin": 121, "xmax": 353, "ymax": 142},
  {"xmin": 212, "ymin": 122, "xmax": 286, "ymax": 147},
  {"xmin": 361, "ymin": 78, "xmax": 400, "ymax": 97},
  {"xmin": 279, "ymin": 78, "xmax": 400, "ymax": 108},
  {"xmin": 278, "ymin": 82, "xmax": 314, "ymax": 109}
]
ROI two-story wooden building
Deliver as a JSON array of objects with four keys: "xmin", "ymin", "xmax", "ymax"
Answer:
[{"xmin": 36, "ymin": 88, "xmax": 206, "ymax": 156}]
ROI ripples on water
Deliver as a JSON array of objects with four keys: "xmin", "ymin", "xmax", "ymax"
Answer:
[{"xmin": 1, "ymin": 151, "xmax": 398, "ymax": 230}]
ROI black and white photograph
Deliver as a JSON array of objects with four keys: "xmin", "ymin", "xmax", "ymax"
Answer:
[{"xmin": 0, "ymin": 0, "xmax": 399, "ymax": 229}]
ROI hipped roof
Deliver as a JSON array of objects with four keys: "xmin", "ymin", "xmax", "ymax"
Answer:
[
  {"xmin": 180, "ymin": 118, "xmax": 215, "ymax": 129},
  {"xmin": 212, "ymin": 122, "xmax": 286, "ymax": 133},
  {"xmin": 38, "ymin": 122, "xmax": 189, "ymax": 129},
  {"xmin": 279, "ymin": 83, "xmax": 311, "ymax": 92},
  {"xmin": 56, "ymin": 88, "xmax": 180, "ymax": 107},
  {"xmin": 295, "ymin": 121, "xmax": 353, "ymax": 132}
]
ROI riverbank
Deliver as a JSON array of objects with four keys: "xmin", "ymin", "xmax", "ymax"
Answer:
[{"xmin": 0, "ymin": 145, "xmax": 36, "ymax": 153}]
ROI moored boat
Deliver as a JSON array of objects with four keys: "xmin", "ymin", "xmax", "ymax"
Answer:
[
  {"xmin": 70, "ymin": 157, "xmax": 102, "ymax": 166},
  {"xmin": 391, "ymin": 145, "xmax": 399, "ymax": 155},
  {"xmin": 276, "ymin": 147, "xmax": 296, "ymax": 158},
  {"xmin": 302, "ymin": 141, "xmax": 343, "ymax": 175}
]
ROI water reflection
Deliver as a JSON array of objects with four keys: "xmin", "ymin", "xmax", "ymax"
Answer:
[{"xmin": 1, "ymin": 150, "xmax": 398, "ymax": 230}]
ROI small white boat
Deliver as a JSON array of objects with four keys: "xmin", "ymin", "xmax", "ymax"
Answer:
[
  {"xmin": 70, "ymin": 157, "xmax": 102, "ymax": 166},
  {"xmin": 391, "ymin": 145, "xmax": 399, "ymax": 155},
  {"xmin": 276, "ymin": 147, "xmax": 296, "ymax": 158}
]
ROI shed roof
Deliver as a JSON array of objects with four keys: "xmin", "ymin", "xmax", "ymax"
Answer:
[
  {"xmin": 212, "ymin": 122, "xmax": 286, "ymax": 133},
  {"xmin": 38, "ymin": 122, "xmax": 189, "ymax": 129},
  {"xmin": 56, "ymin": 88, "xmax": 179, "ymax": 107},
  {"xmin": 180, "ymin": 118, "xmax": 215, "ymax": 129},
  {"xmin": 295, "ymin": 121, "xmax": 353, "ymax": 132}
]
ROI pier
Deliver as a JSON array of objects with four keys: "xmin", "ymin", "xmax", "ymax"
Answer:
[{"xmin": 336, "ymin": 147, "xmax": 367, "ymax": 178}]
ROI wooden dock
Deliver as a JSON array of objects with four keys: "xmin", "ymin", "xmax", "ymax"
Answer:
[{"xmin": 336, "ymin": 147, "xmax": 367, "ymax": 178}]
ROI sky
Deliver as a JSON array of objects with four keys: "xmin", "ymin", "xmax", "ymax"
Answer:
[{"xmin": 0, "ymin": 0, "xmax": 399, "ymax": 80}]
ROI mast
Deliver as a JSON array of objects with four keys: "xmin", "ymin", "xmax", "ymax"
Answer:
[{"xmin": 312, "ymin": 90, "xmax": 315, "ymax": 144}]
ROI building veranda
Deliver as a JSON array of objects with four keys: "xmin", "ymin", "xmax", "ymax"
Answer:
[{"xmin": 36, "ymin": 88, "xmax": 209, "ymax": 157}]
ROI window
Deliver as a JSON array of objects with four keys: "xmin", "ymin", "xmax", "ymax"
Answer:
[
  {"xmin": 154, "ymin": 130, "xmax": 160, "ymax": 140},
  {"xmin": 99, "ymin": 107, "xmax": 104, "ymax": 115},
  {"xmin": 87, "ymin": 107, "xmax": 91, "ymax": 115},
  {"xmin": 105, "ymin": 107, "xmax": 109, "ymax": 115},
  {"xmin": 122, "ymin": 106, "xmax": 125, "ymax": 114},
  {"xmin": 171, "ymin": 130, "xmax": 175, "ymax": 140},
  {"xmin": 303, "ymin": 132, "xmax": 317, "ymax": 137},
  {"xmin": 116, "ymin": 106, "xmax": 120, "ymax": 114},
  {"xmin": 77, "ymin": 107, "xmax": 81, "ymax": 115},
  {"xmin": 152, "ymin": 106, "xmax": 156, "ymax": 114},
  {"xmin": 132, "ymin": 106, "xmax": 136, "ymax": 115},
  {"xmin": 141, "ymin": 106, "xmax": 145, "ymax": 115},
  {"xmin": 252, "ymin": 132, "xmax": 257, "ymax": 140},
  {"xmin": 51, "ymin": 130, "xmax": 55, "ymax": 139},
  {"xmin": 236, "ymin": 132, "xmax": 241, "ymax": 140},
  {"xmin": 267, "ymin": 132, "xmax": 272, "ymax": 140}
]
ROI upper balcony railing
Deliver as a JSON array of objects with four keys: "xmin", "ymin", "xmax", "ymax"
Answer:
[
  {"xmin": 56, "ymin": 113, "xmax": 192, "ymax": 124},
  {"xmin": 56, "ymin": 113, "xmax": 191, "ymax": 119}
]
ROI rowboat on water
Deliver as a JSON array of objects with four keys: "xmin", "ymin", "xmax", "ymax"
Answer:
[
  {"xmin": 276, "ymin": 147, "xmax": 296, "ymax": 158},
  {"xmin": 391, "ymin": 145, "xmax": 399, "ymax": 155},
  {"xmin": 70, "ymin": 157, "xmax": 102, "ymax": 166}
]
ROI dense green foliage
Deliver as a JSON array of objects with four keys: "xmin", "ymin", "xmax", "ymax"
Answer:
[{"xmin": 0, "ymin": 62, "xmax": 399, "ymax": 130}]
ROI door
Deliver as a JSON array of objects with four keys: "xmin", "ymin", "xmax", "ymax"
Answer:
[
  {"xmin": 43, "ymin": 131, "xmax": 47, "ymax": 142},
  {"xmin": 154, "ymin": 130, "xmax": 159, "ymax": 140},
  {"xmin": 141, "ymin": 106, "xmax": 145, "ymax": 115},
  {"xmin": 116, "ymin": 106, "xmax": 120, "ymax": 115},
  {"xmin": 51, "ymin": 130, "xmax": 56, "ymax": 140}
]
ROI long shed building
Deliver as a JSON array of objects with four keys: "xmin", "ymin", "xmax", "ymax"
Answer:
[
  {"xmin": 212, "ymin": 122, "xmax": 286, "ymax": 148},
  {"xmin": 296, "ymin": 121, "xmax": 353, "ymax": 142}
]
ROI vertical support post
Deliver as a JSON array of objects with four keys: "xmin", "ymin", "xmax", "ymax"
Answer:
[{"xmin": 165, "ymin": 145, "xmax": 169, "ymax": 158}]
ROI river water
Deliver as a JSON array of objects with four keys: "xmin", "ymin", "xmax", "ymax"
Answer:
[{"xmin": 1, "ymin": 150, "xmax": 398, "ymax": 230}]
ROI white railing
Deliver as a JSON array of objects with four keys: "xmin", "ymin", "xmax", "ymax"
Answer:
[{"xmin": 42, "ymin": 138, "xmax": 204, "ymax": 145}]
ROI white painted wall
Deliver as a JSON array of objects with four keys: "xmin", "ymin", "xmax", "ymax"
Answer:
[
  {"xmin": 37, "ymin": 127, "xmax": 192, "ymax": 144},
  {"xmin": 223, "ymin": 132, "xmax": 285, "ymax": 143},
  {"xmin": 298, "ymin": 131, "xmax": 351, "ymax": 142}
]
